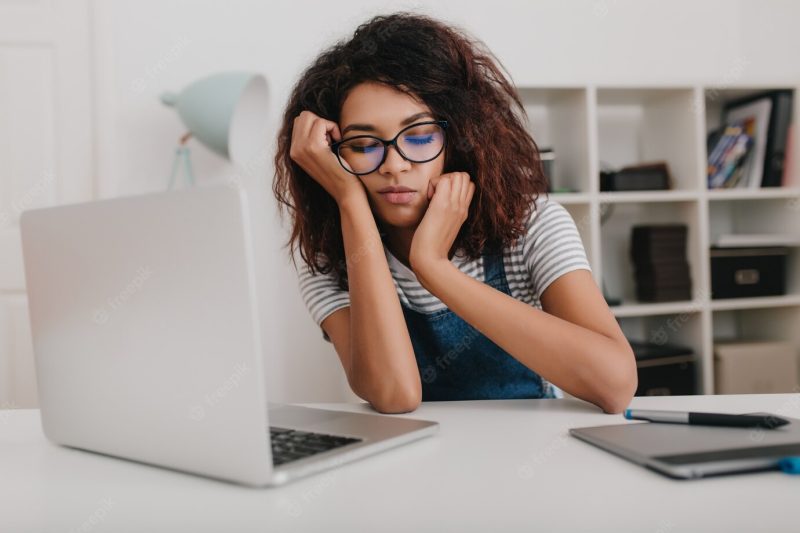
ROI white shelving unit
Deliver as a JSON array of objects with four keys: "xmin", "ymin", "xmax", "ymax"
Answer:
[{"xmin": 520, "ymin": 85, "xmax": 800, "ymax": 394}]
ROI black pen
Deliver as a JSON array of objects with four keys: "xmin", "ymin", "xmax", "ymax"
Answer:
[{"xmin": 624, "ymin": 409, "xmax": 789, "ymax": 429}]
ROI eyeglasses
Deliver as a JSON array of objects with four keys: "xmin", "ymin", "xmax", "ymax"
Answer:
[{"xmin": 331, "ymin": 120, "xmax": 448, "ymax": 176}]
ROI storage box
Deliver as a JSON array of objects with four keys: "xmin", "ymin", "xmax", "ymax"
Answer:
[
  {"xmin": 714, "ymin": 341, "xmax": 799, "ymax": 394},
  {"xmin": 710, "ymin": 246, "xmax": 788, "ymax": 299},
  {"xmin": 635, "ymin": 355, "xmax": 696, "ymax": 396}
]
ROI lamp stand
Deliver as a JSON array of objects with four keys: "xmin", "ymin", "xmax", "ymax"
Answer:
[{"xmin": 167, "ymin": 132, "xmax": 196, "ymax": 189}]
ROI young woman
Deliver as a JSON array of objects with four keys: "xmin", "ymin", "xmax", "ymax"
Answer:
[{"xmin": 273, "ymin": 13, "xmax": 636, "ymax": 414}]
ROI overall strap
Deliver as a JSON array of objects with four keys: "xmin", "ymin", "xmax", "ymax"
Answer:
[{"xmin": 482, "ymin": 245, "xmax": 506, "ymax": 283}]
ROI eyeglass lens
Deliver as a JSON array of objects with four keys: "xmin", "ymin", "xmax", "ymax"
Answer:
[{"xmin": 336, "ymin": 122, "xmax": 445, "ymax": 175}]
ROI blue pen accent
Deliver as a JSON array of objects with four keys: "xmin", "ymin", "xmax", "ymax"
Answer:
[
  {"xmin": 624, "ymin": 409, "xmax": 632, "ymax": 420},
  {"xmin": 778, "ymin": 457, "xmax": 800, "ymax": 474}
]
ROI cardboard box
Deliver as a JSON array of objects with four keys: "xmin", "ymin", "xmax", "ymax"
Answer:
[{"xmin": 714, "ymin": 341, "xmax": 799, "ymax": 394}]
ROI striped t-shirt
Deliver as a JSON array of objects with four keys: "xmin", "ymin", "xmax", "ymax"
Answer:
[{"xmin": 297, "ymin": 196, "xmax": 592, "ymax": 342}]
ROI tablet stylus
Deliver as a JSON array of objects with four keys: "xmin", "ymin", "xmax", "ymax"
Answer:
[{"xmin": 623, "ymin": 409, "xmax": 789, "ymax": 429}]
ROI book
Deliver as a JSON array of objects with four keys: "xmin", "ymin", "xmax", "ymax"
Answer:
[
  {"xmin": 762, "ymin": 90, "xmax": 793, "ymax": 187},
  {"xmin": 782, "ymin": 124, "xmax": 795, "ymax": 186},
  {"xmin": 722, "ymin": 95, "xmax": 773, "ymax": 189},
  {"xmin": 708, "ymin": 124, "xmax": 753, "ymax": 188}
]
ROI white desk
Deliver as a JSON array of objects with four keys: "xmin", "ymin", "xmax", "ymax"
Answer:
[{"xmin": 2, "ymin": 394, "xmax": 799, "ymax": 532}]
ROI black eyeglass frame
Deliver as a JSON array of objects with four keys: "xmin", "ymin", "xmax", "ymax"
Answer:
[{"xmin": 330, "ymin": 120, "xmax": 449, "ymax": 176}]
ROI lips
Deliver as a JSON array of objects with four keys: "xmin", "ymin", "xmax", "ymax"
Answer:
[
  {"xmin": 377, "ymin": 185, "xmax": 415, "ymax": 193},
  {"xmin": 377, "ymin": 185, "xmax": 417, "ymax": 205}
]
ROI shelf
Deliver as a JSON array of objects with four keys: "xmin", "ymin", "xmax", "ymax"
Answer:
[
  {"xmin": 600, "ymin": 201, "xmax": 702, "ymax": 305},
  {"xmin": 514, "ymin": 83, "xmax": 800, "ymax": 396},
  {"xmin": 611, "ymin": 300, "xmax": 704, "ymax": 318},
  {"xmin": 712, "ymin": 306, "xmax": 800, "ymax": 348},
  {"xmin": 706, "ymin": 188, "xmax": 800, "ymax": 200},
  {"xmin": 708, "ymin": 199, "xmax": 800, "ymax": 297},
  {"xmin": 596, "ymin": 87, "xmax": 702, "ymax": 193},
  {"xmin": 611, "ymin": 295, "xmax": 800, "ymax": 315},
  {"xmin": 599, "ymin": 190, "xmax": 700, "ymax": 203},
  {"xmin": 710, "ymin": 294, "xmax": 800, "ymax": 311},
  {"xmin": 617, "ymin": 312, "xmax": 704, "ymax": 393},
  {"xmin": 546, "ymin": 192, "xmax": 591, "ymax": 204},
  {"xmin": 520, "ymin": 88, "xmax": 591, "ymax": 194}
]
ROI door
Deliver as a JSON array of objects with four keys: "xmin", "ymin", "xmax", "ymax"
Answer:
[{"xmin": 0, "ymin": 0, "xmax": 93, "ymax": 407}]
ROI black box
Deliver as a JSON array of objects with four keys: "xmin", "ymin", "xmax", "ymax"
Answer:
[
  {"xmin": 710, "ymin": 246, "xmax": 788, "ymax": 299},
  {"xmin": 600, "ymin": 162, "xmax": 671, "ymax": 192},
  {"xmin": 629, "ymin": 340, "xmax": 694, "ymax": 361},
  {"xmin": 635, "ymin": 356, "xmax": 696, "ymax": 396}
]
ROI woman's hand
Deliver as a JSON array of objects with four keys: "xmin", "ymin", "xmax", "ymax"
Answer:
[
  {"xmin": 409, "ymin": 172, "xmax": 475, "ymax": 285},
  {"xmin": 289, "ymin": 110, "xmax": 365, "ymax": 205}
]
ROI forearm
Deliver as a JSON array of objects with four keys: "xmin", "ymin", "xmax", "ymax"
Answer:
[
  {"xmin": 338, "ymin": 195, "xmax": 421, "ymax": 411},
  {"xmin": 415, "ymin": 261, "xmax": 636, "ymax": 413}
]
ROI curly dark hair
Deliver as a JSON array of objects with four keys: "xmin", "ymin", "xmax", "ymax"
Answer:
[{"xmin": 273, "ymin": 12, "xmax": 547, "ymax": 290}]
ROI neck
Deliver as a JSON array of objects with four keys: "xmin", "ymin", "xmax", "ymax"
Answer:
[
  {"xmin": 383, "ymin": 225, "xmax": 456, "ymax": 271},
  {"xmin": 383, "ymin": 226, "xmax": 416, "ymax": 270}
]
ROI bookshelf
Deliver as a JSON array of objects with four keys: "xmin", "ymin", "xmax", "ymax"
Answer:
[{"xmin": 519, "ymin": 85, "xmax": 800, "ymax": 394}]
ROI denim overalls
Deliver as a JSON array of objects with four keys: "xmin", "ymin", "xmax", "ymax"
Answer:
[{"xmin": 400, "ymin": 247, "xmax": 556, "ymax": 401}]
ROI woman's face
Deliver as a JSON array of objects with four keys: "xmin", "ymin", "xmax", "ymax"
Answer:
[{"xmin": 338, "ymin": 81, "xmax": 445, "ymax": 230}]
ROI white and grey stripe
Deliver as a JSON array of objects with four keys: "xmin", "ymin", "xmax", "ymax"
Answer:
[{"xmin": 296, "ymin": 197, "xmax": 592, "ymax": 342}]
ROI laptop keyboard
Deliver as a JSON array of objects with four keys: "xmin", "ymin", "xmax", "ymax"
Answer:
[{"xmin": 270, "ymin": 427, "xmax": 362, "ymax": 466}]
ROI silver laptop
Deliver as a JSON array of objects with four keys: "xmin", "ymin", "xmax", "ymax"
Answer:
[
  {"xmin": 570, "ymin": 415, "xmax": 800, "ymax": 479},
  {"xmin": 20, "ymin": 184, "xmax": 437, "ymax": 487}
]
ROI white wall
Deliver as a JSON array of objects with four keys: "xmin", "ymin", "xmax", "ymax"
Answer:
[{"xmin": 89, "ymin": 0, "xmax": 800, "ymax": 403}]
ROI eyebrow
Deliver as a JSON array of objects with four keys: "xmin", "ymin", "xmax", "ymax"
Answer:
[{"xmin": 341, "ymin": 112, "xmax": 434, "ymax": 136}]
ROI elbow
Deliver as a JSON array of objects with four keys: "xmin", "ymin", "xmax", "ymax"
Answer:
[
  {"xmin": 369, "ymin": 385, "xmax": 422, "ymax": 414},
  {"xmin": 598, "ymin": 345, "xmax": 638, "ymax": 414},
  {"xmin": 598, "ymin": 387, "xmax": 635, "ymax": 414},
  {"xmin": 347, "ymin": 357, "xmax": 422, "ymax": 414}
]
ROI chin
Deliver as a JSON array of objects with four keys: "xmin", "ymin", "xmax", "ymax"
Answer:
[
  {"xmin": 379, "ymin": 210, "xmax": 423, "ymax": 228},
  {"xmin": 369, "ymin": 194, "xmax": 425, "ymax": 226}
]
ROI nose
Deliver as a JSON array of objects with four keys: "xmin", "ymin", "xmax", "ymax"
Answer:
[{"xmin": 378, "ymin": 143, "xmax": 411, "ymax": 175}]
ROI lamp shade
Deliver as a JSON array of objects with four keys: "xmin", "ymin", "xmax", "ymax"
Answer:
[{"xmin": 161, "ymin": 72, "xmax": 269, "ymax": 165}]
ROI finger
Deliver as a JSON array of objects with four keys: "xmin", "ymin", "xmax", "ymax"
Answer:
[
  {"xmin": 450, "ymin": 173, "xmax": 464, "ymax": 206},
  {"xmin": 326, "ymin": 120, "xmax": 342, "ymax": 144},
  {"xmin": 428, "ymin": 173, "xmax": 444, "ymax": 191},
  {"xmin": 310, "ymin": 118, "xmax": 338, "ymax": 149},
  {"xmin": 431, "ymin": 174, "xmax": 451, "ymax": 201},
  {"xmin": 465, "ymin": 182, "xmax": 475, "ymax": 209},
  {"xmin": 461, "ymin": 176, "xmax": 472, "ymax": 205},
  {"xmin": 427, "ymin": 173, "xmax": 448, "ymax": 200},
  {"xmin": 454, "ymin": 173, "xmax": 470, "ymax": 205},
  {"xmin": 293, "ymin": 111, "xmax": 314, "ymax": 141}
]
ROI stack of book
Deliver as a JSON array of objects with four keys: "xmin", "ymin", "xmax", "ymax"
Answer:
[
  {"xmin": 707, "ymin": 89, "xmax": 794, "ymax": 189},
  {"xmin": 706, "ymin": 119, "xmax": 754, "ymax": 188},
  {"xmin": 630, "ymin": 225, "xmax": 692, "ymax": 302}
]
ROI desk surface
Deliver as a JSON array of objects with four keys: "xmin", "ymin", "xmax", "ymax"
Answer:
[{"xmin": 2, "ymin": 394, "xmax": 799, "ymax": 532}]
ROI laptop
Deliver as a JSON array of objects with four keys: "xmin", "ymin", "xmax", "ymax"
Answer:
[
  {"xmin": 570, "ymin": 414, "xmax": 800, "ymax": 479},
  {"xmin": 20, "ymin": 184, "xmax": 438, "ymax": 487}
]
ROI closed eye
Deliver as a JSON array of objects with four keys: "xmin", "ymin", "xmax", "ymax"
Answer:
[
  {"xmin": 350, "ymin": 145, "xmax": 381, "ymax": 154},
  {"xmin": 405, "ymin": 135, "xmax": 434, "ymax": 145}
]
